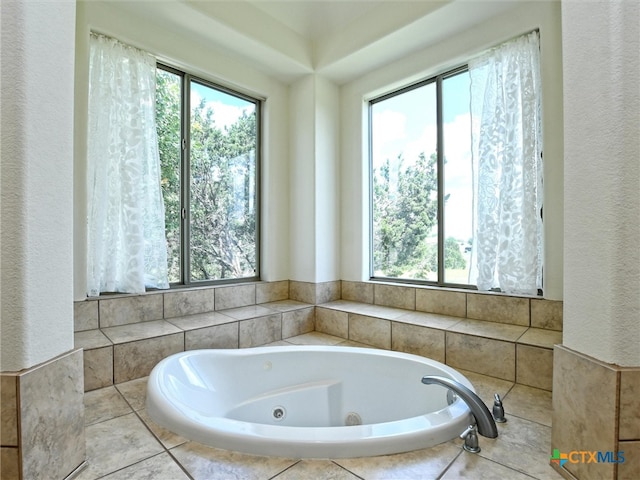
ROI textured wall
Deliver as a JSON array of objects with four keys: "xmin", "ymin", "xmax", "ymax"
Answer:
[
  {"xmin": 1, "ymin": 0, "xmax": 76, "ymax": 371},
  {"xmin": 562, "ymin": 0, "xmax": 640, "ymax": 366}
]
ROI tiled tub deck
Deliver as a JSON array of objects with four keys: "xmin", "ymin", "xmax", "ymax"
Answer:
[
  {"xmin": 74, "ymin": 280, "xmax": 562, "ymax": 392},
  {"xmin": 78, "ymin": 332, "xmax": 563, "ymax": 480}
]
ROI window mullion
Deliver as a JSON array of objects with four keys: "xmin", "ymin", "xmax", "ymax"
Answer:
[
  {"xmin": 436, "ymin": 75, "xmax": 445, "ymax": 285},
  {"xmin": 181, "ymin": 74, "xmax": 191, "ymax": 285}
]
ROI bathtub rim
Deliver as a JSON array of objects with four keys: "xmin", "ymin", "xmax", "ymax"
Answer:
[{"xmin": 147, "ymin": 345, "xmax": 475, "ymax": 458}]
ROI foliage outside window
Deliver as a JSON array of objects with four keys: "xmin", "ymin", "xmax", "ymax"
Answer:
[
  {"xmin": 370, "ymin": 68, "xmax": 473, "ymax": 286},
  {"xmin": 156, "ymin": 66, "xmax": 259, "ymax": 285},
  {"xmin": 370, "ymin": 31, "xmax": 543, "ymax": 295}
]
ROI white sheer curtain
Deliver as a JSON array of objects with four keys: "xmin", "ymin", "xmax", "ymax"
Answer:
[
  {"xmin": 87, "ymin": 33, "xmax": 169, "ymax": 296},
  {"xmin": 469, "ymin": 31, "xmax": 543, "ymax": 295}
]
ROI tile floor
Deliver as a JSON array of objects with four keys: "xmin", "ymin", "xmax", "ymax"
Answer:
[{"xmin": 76, "ymin": 332, "xmax": 563, "ymax": 480}]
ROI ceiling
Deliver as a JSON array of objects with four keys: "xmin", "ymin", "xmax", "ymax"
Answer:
[
  {"xmin": 116, "ymin": 0, "xmax": 523, "ymax": 84},
  {"xmin": 248, "ymin": 0, "xmax": 386, "ymax": 41}
]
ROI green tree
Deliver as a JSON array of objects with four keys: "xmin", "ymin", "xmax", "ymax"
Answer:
[
  {"xmin": 156, "ymin": 70, "xmax": 182, "ymax": 282},
  {"xmin": 372, "ymin": 152, "xmax": 466, "ymax": 279},
  {"xmin": 372, "ymin": 152, "xmax": 438, "ymax": 278},
  {"xmin": 445, "ymin": 237, "xmax": 466, "ymax": 270},
  {"xmin": 156, "ymin": 73, "xmax": 257, "ymax": 283}
]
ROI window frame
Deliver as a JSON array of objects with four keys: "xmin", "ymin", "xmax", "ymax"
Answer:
[
  {"xmin": 157, "ymin": 62, "xmax": 262, "ymax": 287},
  {"xmin": 368, "ymin": 64, "xmax": 474, "ymax": 289}
]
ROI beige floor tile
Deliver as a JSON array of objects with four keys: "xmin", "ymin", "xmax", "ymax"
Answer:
[
  {"xmin": 170, "ymin": 441, "xmax": 297, "ymax": 480},
  {"xmin": 115, "ymin": 377, "xmax": 149, "ymax": 411},
  {"xmin": 76, "ymin": 413, "xmax": 164, "ymax": 480},
  {"xmin": 273, "ymin": 459, "xmax": 361, "ymax": 480},
  {"xmin": 220, "ymin": 304, "xmax": 276, "ymax": 320},
  {"xmin": 476, "ymin": 415, "xmax": 562, "ymax": 480},
  {"xmin": 442, "ymin": 452, "xmax": 533, "ymax": 479},
  {"xmin": 285, "ymin": 331, "xmax": 346, "ymax": 345},
  {"xmin": 336, "ymin": 339, "xmax": 378, "ymax": 348},
  {"xmin": 263, "ymin": 299, "xmax": 312, "ymax": 312},
  {"xmin": 333, "ymin": 442, "xmax": 461, "ymax": 480},
  {"xmin": 84, "ymin": 386, "xmax": 132, "ymax": 426},
  {"xmin": 456, "ymin": 369, "xmax": 514, "ymax": 409},
  {"xmin": 503, "ymin": 384, "xmax": 553, "ymax": 427},
  {"xmin": 102, "ymin": 320, "xmax": 182, "ymax": 344},
  {"xmin": 166, "ymin": 311, "xmax": 235, "ymax": 330},
  {"xmin": 263, "ymin": 340, "xmax": 295, "ymax": 346},
  {"xmin": 136, "ymin": 408, "xmax": 188, "ymax": 449},
  {"xmin": 395, "ymin": 310, "xmax": 462, "ymax": 330},
  {"xmin": 100, "ymin": 452, "xmax": 190, "ymax": 480},
  {"xmin": 447, "ymin": 318, "xmax": 528, "ymax": 342}
]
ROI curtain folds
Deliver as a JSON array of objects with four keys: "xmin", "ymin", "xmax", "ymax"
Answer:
[
  {"xmin": 469, "ymin": 31, "xmax": 543, "ymax": 295},
  {"xmin": 87, "ymin": 33, "xmax": 169, "ymax": 296}
]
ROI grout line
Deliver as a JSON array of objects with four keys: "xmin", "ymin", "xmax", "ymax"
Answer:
[
  {"xmin": 267, "ymin": 460, "xmax": 302, "ymax": 480},
  {"xmin": 331, "ymin": 460, "xmax": 366, "ymax": 480},
  {"xmin": 90, "ymin": 452, "xmax": 170, "ymax": 480},
  {"xmin": 435, "ymin": 448, "xmax": 463, "ymax": 480}
]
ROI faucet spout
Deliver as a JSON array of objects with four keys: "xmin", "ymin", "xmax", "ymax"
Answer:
[{"xmin": 421, "ymin": 375, "xmax": 498, "ymax": 438}]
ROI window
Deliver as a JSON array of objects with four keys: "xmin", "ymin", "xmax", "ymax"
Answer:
[
  {"xmin": 370, "ymin": 31, "xmax": 543, "ymax": 294},
  {"xmin": 156, "ymin": 65, "xmax": 260, "ymax": 285},
  {"xmin": 370, "ymin": 67, "xmax": 473, "ymax": 286}
]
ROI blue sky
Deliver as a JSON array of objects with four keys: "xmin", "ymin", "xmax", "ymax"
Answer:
[
  {"xmin": 372, "ymin": 71, "xmax": 473, "ymax": 241},
  {"xmin": 191, "ymin": 81, "xmax": 255, "ymax": 130}
]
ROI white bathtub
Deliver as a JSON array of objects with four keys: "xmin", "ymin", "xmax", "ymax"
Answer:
[{"xmin": 146, "ymin": 346, "xmax": 474, "ymax": 458}]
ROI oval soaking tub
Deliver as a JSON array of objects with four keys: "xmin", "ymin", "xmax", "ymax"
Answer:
[{"xmin": 147, "ymin": 346, "xmax": 474, "ymax": 458}]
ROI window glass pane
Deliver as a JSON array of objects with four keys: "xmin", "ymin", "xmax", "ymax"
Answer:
[
  {"xmin": 371, "ymin": 83, "xmax": 438, "ymax": 281},
  {"xmin": 442, "ymin": 70, "xmax": 473, "ymax": 284},
  {"xmin": 156, "ymin": 69, "xmax": 182, "ymax": 283},
  {"xmin": 189, "ymin": 80, "xmax": 257, "ymax": 281}
]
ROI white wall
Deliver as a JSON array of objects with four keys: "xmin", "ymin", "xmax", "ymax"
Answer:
[
  {"xmin": 73, "ymin": 0, "xmax": 291, "ymax": 299},
  {"xmin": 289, "ymin": 76, "xmax": 316, "ymax": 281},
  {"xmin": 289, "ymin": 74, "xmax": 340, "ymax": 283},
  {"xmin": 339, "ymin": 1, "xmax": 564, "ymax": 300},
  {"xmin": 1, "ymin": 0, "xmax": 76, "ymax": 371},
  {"xmin": 562, "ymin": 0, "xmax": 640, "ymax": 367}
]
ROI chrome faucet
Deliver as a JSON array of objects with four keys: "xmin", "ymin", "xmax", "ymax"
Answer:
[{"xmin": 421, "ymin": 375, "xmax": 499, "ymax": 439}]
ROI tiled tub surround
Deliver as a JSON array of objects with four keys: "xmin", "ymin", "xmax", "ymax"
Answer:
[
  {"xmin": 322, "ymin": 281, "xmax": 562, "ymax": 390},
  {"xmin": 77, "ymin": 332, "xmax": 563, "ymax": 480},
  {"xmin": 74, "ymin": 280, "xmax": 561, "ymax": 392},
  {"xmin": 0, "ymin": 349, "xmax": 85, "ymax": 480},
  {"xmin": 75, "ymin": 281, "xmax": 318, "ymax": 390},
  {"xmin": 551, "ymin": 346, "xmax": 640, "ymax": 480}
]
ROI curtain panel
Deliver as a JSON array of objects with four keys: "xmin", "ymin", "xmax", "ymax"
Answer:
[
  {"xmin": 87, "ymin": 33, "xmax": 169, "ymax": 296},
  {"xmin": 469, "ymin": 31, "xmax": 543, "ymax": 295}
]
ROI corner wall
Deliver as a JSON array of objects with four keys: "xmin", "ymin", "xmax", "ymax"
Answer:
[
  {"xmin": 1, "ymin": 1, "xmax": 84, "ymax": 478},
  {"xmin": 552, "ymin": 2, "xmax": 640, "ymax": 478},
  {"xmin": 1, "ymin": 0, "xmax": 75, "ymax": 372},
  {"xmin": 289, "ymin": 74, "xmax": 340, "ymax": 283}
]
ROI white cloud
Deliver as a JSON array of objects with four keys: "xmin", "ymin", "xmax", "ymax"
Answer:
[
  {"xmin": 372, "ymin": 110, "xmax": 474, "ymax": 239},
  {"xmin": 191, "ymin": 90, "xmax": 254, "ymax": 130},
  {"xmin": 372, "ymin": 109, "xmax": 406, "ymax": 145}
]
